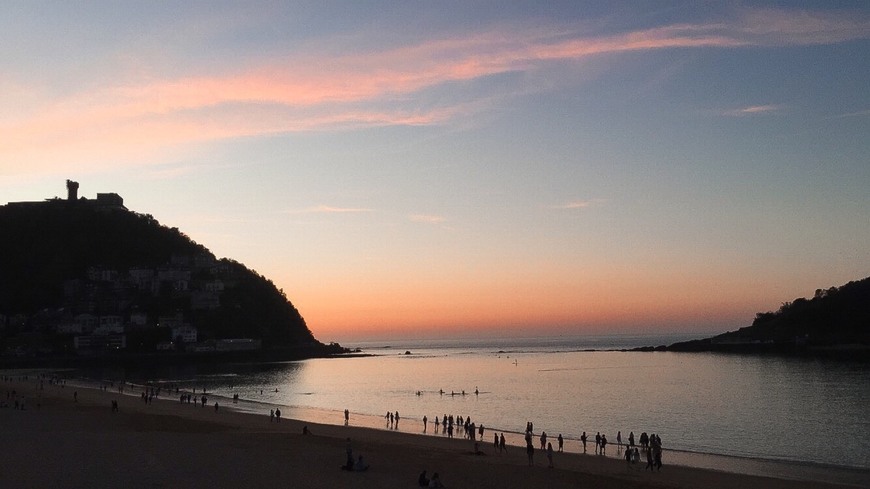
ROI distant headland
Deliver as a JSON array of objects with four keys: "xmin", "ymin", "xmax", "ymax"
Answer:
[
  {"xmin": 0, "ymin": 181, "xmax": 346, "ymax": 367},
  {"xmin": 635, "ymin": 276, "xmax": 870, "ymax": 356}
]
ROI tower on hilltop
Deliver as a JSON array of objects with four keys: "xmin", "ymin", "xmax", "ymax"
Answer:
[{"xmin": 66, "ymin": 179, "xmax": 79, "ymax": 201}]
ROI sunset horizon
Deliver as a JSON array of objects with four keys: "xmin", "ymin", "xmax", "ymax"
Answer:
[{"xmin": 3, "ymin": 1, "xmax": 868, "ymax": 344}]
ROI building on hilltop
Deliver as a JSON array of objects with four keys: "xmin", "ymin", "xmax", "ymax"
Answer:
[{"xmin": 4, "ymin": 180, "xmax": 127, "ymax": 211}]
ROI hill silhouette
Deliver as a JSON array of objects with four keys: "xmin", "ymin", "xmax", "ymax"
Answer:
[
  {"xmin": 0, "ymin": 188, "xmax": 340, "ymax": 362},
  {"xmin": 653, "ymin": 277, "xmax": 870, "ymax": 354}
]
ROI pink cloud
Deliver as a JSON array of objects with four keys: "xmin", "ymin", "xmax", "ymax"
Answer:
[
  {"xmin": 722, "ymin": 104, "xmax": 782, "ymax": 117},
  {"xmin": 2, "ymin": 7, "xmax": 867, "ymax": 174},
  {"xmin": 290, "ymin": 205, "xmax": 375, "ymax": 214},
  {"xmin": 553, "ymin": 200, "xmax": 594, "ymax": 210},
  {"xmin": 737, "ymin": 7, "xmax": 870, "ymax": 45},
  {"xmin": 409, "ymin": 214, "xmax": 447, "ymax": 224}
]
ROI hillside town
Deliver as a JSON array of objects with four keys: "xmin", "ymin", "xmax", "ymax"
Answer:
[
  {"xmin": 1, "ymin": 252, "xmax": 262, "ymax": 357},
  {"xmin": 0, "ymin": 181, "xmax": 267, "ymax": 357}
]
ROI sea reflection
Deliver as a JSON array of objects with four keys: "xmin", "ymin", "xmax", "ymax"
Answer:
[{"xmin": 76, "ymin": 345, "xmax": 870, "ymax": 471}]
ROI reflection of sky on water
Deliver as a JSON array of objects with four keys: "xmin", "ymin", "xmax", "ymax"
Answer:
[{"xmin": 81, "ymin": 347, "xmax": 870, "ymax": 472}]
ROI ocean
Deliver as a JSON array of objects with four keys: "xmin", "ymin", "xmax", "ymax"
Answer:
[{"xmin": 75, "ymin": 334, "xmax": 870, "ymax": 480}]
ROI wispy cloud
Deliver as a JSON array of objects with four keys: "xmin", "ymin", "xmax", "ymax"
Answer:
[
  {"xmin": 722, "ymin": 104, "xmax": 782, "ymax": 117},
  {"xmin": 736, "ymin": 7, "xmax": 870, "ymax": 46},
  {"xmin": 2, "ymin": 7, "xmax": 868, "ymax": 173},
  {"xmin": 409, "ymin": 214, "xmax": 447, "ymax": 224},
  {"xmin": 827, "ymin": 109, "xmax": 870, "ymax": 120},
  {"xmin": 550, "ymin": 199, "xmax": 604, "ymax": 210},
  {"xmin": 287, "ymin": 205, "xmax": 374, "ymax": 214}
]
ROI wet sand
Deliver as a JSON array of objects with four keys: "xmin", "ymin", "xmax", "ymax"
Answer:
[{"xmin": 1, "ymin": 378, "xmax": 866, "ymax": 489}]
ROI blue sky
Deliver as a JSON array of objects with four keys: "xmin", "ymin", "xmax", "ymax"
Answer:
[{"xmin": 2, "ymin": 1, "xmax": 869, "ymax": 341}]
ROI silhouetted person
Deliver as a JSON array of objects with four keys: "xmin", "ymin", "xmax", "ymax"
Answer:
[
  {"xmin": 526, "ymin": 440, "xmax": 535, "ymax": 466},
  {"xmin": 345, "ymin": 438, "xmax": 354, "ymax": 469},
  {"xmin": 547, "ymin": 442, "xmax": 554, "ymax": 468}
]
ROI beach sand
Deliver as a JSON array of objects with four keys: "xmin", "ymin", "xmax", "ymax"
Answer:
[{"xmin": 1, "ymin": 377, "xmax": 865, "ymax": 489}]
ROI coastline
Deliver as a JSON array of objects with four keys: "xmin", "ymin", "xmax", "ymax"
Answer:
[{"xmin": 2, "ymin": 374, "xmax": 867, "ymax": 489}]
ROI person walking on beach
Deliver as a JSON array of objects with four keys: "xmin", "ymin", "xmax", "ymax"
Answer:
[
  {"xmin": 547, "ymin": 442, "xmax": 554, "ymax": 468},
  {"xmin": 601, "ymin": 434, "xmax": 608, "ymax": 455},
  {"xmin": 595, "ymin": 432, "xmax": 601, "ymax": 454},
  {"xmin": 617, "ymin": 431, "xmax": 622, "ymax": 451},
  {"xmin": 557, "ymin": 434, "xmax": 564, "ymax": 452},
  {"xmin": 499, "ymin": 433, "xmax": 506, "ymax": 453},
  {"xmin": 423, "ymin": 415, "xmax": 428, "ymax": 432},
  {"xmin": 345, "ymin": 438, "xmax": 354, "ymax": 470},
  {"xmin": 629, "ymin": 431, "xmax": 635, "ymax": 448},
  {"xmin": 645, "ymin": 443, "xmax": 654, "ymax": 471},
  {"xmin": 395, "ymin": 411, "xmax": 400, "ymax": 429},
  {"xmin": 270, "ymin": 409, "xmax": 274, "ymax": 422},
  {"xmin": 540, "ymin": 431, "xmax": 547, "ymax": 450},
  {"xmin": 275, "ymin": 408, "xmax": 281, "ymax": 422},
  {"xmin": 344, "ymin": 409, "xmax": 349, "ymax": 425},
  {"xmin": 581, "ymin": 432, "xmax": 587, "ymax": 453},
  {"xmin": 652, "ymin": 434, "xmax": 663, "ymax": 471},
  {"xmin": 526, "ymin": 439, "xmax": 535, "ymax": 466},
  {"xmin": 434, "ymin": 416, "xmax": 440, "ymax": 433}
]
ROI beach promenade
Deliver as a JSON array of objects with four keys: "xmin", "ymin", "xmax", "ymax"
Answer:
[{"xmin": 1, "ymin": 377, "xmax": 865, "ymax": 489}]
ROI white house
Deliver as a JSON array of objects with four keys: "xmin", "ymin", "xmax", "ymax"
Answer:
[
  {"xmin": 129, "ymin": 310, "xmax": 148, "ymax": 328},
  {"xmin": 74, "ymin": 313, "xmax": 98, "ymax": 333},
  {"xmin": 93, "ymin": 315, "xmax": 124, "ymax": 335},
  {"xmin": 171, "ymin": 325, "xmax": 198, "ymax": 344}
]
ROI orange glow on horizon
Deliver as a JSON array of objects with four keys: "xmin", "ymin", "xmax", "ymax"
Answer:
[{"xmin": 284, "ymin": 266, "xmax": 764, "ymax": 342}]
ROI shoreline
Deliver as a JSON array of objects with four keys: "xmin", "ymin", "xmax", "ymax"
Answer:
[{"xmin": 3, "ymin": 373, "xmax": 867, "ymax": 488}]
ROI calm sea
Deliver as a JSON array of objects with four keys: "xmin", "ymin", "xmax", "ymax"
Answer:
[{"xmin": 78, "ymin": 334, "xmax": 870, "ymax": 477}]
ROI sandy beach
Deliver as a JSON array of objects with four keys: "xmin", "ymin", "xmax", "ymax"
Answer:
[{"xmin": 1, "ymin": 376, "xmax": 866, "ymax": 489}]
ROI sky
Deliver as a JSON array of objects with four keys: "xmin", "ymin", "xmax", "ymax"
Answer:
[{"xmin": 2, "ymin": 1, "xmax": 869, "ymax": 343}]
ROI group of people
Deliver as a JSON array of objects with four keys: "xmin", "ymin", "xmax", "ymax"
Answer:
[
  {"xmin": 385, "ymin": 410, "xmax": 400, "ymax": 429},
  {"xmin": 417, "ymin": 470, "xmax": 444, "ymax": 487},
  {"xmin": 341, "ymin": 438, "xmax": 369, "ymax": 472},
  {"xmin": 269, "ymin": 408, "xmax": 282, "ymax": 422},
  {"xmin": 430, "ymin": 413, "xmax": 485, "ymax": 441}
]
